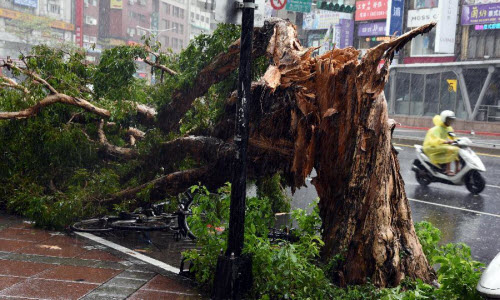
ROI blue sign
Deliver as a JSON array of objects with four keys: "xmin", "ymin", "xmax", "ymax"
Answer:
[
  {"xmin": 386, "ymin": 0, "xmax": 404, "ymax": 36},
  {"xmin": 14, "ymin": 0, "xmax": 38, "ymax": 8}
]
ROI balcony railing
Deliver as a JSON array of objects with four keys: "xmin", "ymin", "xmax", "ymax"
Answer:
[{"xmin": 476, "ymin": 105, "xmax": 500, "ymax": 122}]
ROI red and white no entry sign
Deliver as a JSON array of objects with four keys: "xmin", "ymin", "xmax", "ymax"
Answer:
[{"xmin": 270, "ymin": 0, "xmax": 286, "ymax": 10}]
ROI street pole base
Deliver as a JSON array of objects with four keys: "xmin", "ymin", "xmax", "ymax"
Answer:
[{"xmin": 212, "ymin": 254, "xmax": 253, "ymax": 300}]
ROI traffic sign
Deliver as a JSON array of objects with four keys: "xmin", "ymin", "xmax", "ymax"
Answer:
[
  {"xmin": 271, "ymin": 0, "xmax": 286, "ymax": 10},
  {"xmin": 286, "ymin": 0, "xmax": 312, "ymax": 13}
]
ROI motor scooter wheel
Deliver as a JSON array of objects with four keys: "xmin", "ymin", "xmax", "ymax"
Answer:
[
  {"xmin": 415, "ymin": 172, "xmax": 432, "ymax": 186},
  {"xmin": 465, "ymin": 170, "xmax": 485, "ymax": 195}
]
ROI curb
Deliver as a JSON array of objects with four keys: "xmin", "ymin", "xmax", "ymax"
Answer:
[{"xmin": 392, "ymin": 136, "xmax": 500, "ymax": 156}]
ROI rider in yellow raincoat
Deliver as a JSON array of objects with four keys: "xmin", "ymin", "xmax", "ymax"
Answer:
[{"xmin": 423, "ymin": 110, "xmax": 459, "ymax": 175}]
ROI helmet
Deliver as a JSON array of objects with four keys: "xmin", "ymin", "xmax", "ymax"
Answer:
[{"xmin": 440, "ymin": 110, "xmax": 456, "ymax": 123}]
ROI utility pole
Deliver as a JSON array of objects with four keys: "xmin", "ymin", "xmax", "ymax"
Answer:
[{"xmin": 213, "ymin": 0, "xmax": 255, "ymax": 299}]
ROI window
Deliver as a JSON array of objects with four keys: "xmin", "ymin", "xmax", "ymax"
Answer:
[
  {"xmin": 85, "ymin": 16, "xmax": 97, "ymax": 25},
  {"xmin": 179, "ymin": 24, "xmax": 183, "ymax": 34},
  {"xmin": 139, "ymin": 0, "xmax": 146, "ymax": 5},
  {"xmin": 196, "ymin": 14, "xmax": 199, "ymax": 20},
  {"xmin": 89, "ymin": 36, "xmax": 97, "ymax": 43},
  {"xmin": 200, "ymin": 16, "xmax": 204, "ymax": 22},
  {"xmin": 164, "ymin": 3, "xmax": 170, "ymax": 15},
  {"xmin": 180, "ymin": 40, "xmax": 183, "ymax": 49},
  {"xmin": 49, "ymin": 3, "xmax": 60, "ymax": 14},
  {"xmin": 91, "ymin": 0, "xmax": 97, "ymax": 6},
  {"xmin": 172, "ymin": 38, "xmax": 178, "ymax": 49},
  {"xmin": 162, "ymin": 19, "xmax": 170, "ymax": 30},
  {"xmin": 414, "ymin": 0, "xmax": 439, "ymax": 9},
  {"xmin": 173, "ymin": 6, "xmax": 179, "ymax": 17},
  {"xmin": 162, "ymin": 36, "xmax": 169, "ymax": 47},
  {"xmin": 410, "ymin": 27, "xmax": 436, "ymax": 56},
  {"xmin": 467, "ymin": 28, "xmax": 500, "ymax": 59},
  {"xmin": 191, "ymin": 12, "xmax": 194, "ymax": 19},
  {"xmin": 179, "ymin": 8, "xmax": 184, "ymax": 19},
  {"xmin": 83, "ymin": 35, "xmax": 90, "ymax": 42},
  {"xmin": 127, "ymin": 28, "xmax": 136, "ymax": 37}
]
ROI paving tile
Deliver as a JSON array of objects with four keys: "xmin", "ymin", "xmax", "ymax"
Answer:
[
  {"xmin": 0, "ymin": 276, "xmax": 25, "ymax": 291},
  {"xmin": 80, "ymin": 285, "xmax": 137, "ymax": 299},
  {"xmin": 35, "ymin": 265, "xmax": 121, "ymax": 284},
  {"xmin": 141, "ymin": 275, "xmax": 198, "ymax": 294},
  {"xmin": 115, "ymin": 270, "xmax": 155, "ymax": 281},
  {"xmin": 105, "ymin": 277, "xmax": 147, "ymax": 289},
  {"xmin": 0, "ymin": 228, "xmax": 51, "ymax": 242},
  {"xmin": 15, "ymin": 242, "xmax": 87, "ymax": 258},
  {"xmin": 0, "ymin": 239, "xmax": 33, "ymax": 252},
  {"xmin": 93, "ymin": 260, "xmax": 129, "ymax": 270},
  {"xmin": 0, "ymin": 259, "xmax": 53, "ymax": 277},
  {"xmin": 44, "ymin": 235, "xmax": 87, "ymax": 246},
  {"xmin": 128, "ymin": 289, "xmax": 202, "ymax": 300},
  {"xmin": 77, "ymin": 249, "xmax": 123, "ymax": 262},
  {"xmin": 0, "ymin": 278, "xmax": 98, "ymax": 300}
]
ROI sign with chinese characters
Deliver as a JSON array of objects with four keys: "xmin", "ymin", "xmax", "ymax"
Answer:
[
  {"xmin": 13, "ymin": 0, "xmax": 37, "ymax": 8},
  {"xmin": 302, "ymin": 10, "xmax": 352, "ymax": 30},
  {"xmin": 475, "ymin": 22, "xmax": 500, "ymax": 29},
  {"xmin": 358, "ymin": 22, "xmax": 386, "ymax": 36},
  {"xmin": 338, "ymin": 19, "xmax": 354, "ymax": 48},
  {"xmin": 407, "ymin": 8, "xmax": 439, "ymax": 27},
  {"xmin": 386, "ymin": 0, "xmax": 404, "ymax": 36},
  {"xmin": 286, "ymin": 0, "xmax": 312, "ymax": 13},
  {"xmin": 435, "ymin": 0, "xmax": 459, "ymax": 53},
  {"xmin": 462, "ymin": 3, "xmax": 500, "ymax": 25},
  {"xmin": 355, "ymin": 0, "xmax": 388, "ymax": 21}
]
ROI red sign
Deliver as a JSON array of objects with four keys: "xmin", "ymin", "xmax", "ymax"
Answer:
[
  {"xmin": 355, "ymin": 0, "xmax": 388, "ymax": 21},
  {"xmin": 271, "ymin": 0, "xmax": 287, "ymax": 10},
  {"xmin": 75, "ymin": 0, "xmax": 83, "ymax": 47}
]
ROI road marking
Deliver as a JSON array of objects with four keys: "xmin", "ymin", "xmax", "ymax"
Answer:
[
  {"xmin": 393, "ymin": 143, "xmax": 500, "ymax": 158},
  {"xmin": 75, "ymin": 232, "xmax": 180, "ymax": 273},
  {"xmin": 486, "ymin": 184, "xmax": 500, "ymax": 189},
  {"xmin": 408, "ymin": 198, "xmax": 500, "ymax": 218}
]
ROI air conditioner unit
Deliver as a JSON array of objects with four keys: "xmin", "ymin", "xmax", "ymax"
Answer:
[{"xmin": 90, "ymin": 19, "xmax": 97, "ymax": 25}]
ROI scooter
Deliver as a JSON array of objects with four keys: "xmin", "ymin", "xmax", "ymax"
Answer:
[
  {"xmin": 477, "ymin": 251, "xmax": 500, "ymax": 299},
  {"xmin": 411, "ymin": 137, "xmax": 486, "ymax": 194}
]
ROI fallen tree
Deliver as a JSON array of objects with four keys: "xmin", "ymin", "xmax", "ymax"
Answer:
[{"xmin": 0, "ymin": 19, "xmax": 436, "ymax": 287}]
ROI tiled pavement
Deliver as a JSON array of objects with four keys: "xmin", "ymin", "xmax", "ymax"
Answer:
[{"xmin": 0, "ymin": 213, "xmax": 203, "ymax": 299}]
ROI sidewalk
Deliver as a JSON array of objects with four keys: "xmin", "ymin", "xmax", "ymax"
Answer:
[
  {"xmin": 0, "ymin": 212, "xmax": 203, "ymax": 300},
  {"xmin": 393, "ymin": 127, "xmax": 500, "ymax": 155}
]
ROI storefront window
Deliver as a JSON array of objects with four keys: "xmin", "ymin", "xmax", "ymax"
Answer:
[
  {"xmin": 424, "ymin": 74, "xmax": 440, "ymax": 116},
  {"xmin": 467, "ymin": 29, "xmax": 500, "ymax": 59},
  {"xmin": 395, "ymin": 73, "xmax": 410, "ymax": 114},
  {"xmin": 410, "ymin": 74, "xmax": 425, "ymax": 115},
  {"xmin": 411, "ymin": 27, "xmax": 436, "ymax": 56}
]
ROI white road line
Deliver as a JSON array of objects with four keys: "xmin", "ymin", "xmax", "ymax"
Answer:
[
  {"xmin": 486, "ymin": 184, "xmax": 500, "ymax": 189},
  {"xmin": 75, "ymin": 232, "xmax": 179, "ymax": 274},
  {"xmin": 408, "ymin": 198, "xmax": 500, "ymax": 218}
]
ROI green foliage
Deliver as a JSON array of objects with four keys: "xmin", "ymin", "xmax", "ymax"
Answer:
[
  {"xmin": 256, "ymin": 173, "xmax": 291, "ymax": 214},
  {"xmin": 183, "ymin": 185, "xmax": 333, "ymax": 299}
]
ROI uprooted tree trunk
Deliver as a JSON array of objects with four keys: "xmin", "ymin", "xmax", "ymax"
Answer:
[{"xmin": 135, "ymin": 19, "xmax": 438, "ymax": 287}]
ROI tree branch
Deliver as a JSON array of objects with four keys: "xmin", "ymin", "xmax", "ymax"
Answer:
[
  {"xmin": 0, "ymin": 76, "xmax": 29, "ymax": 94},
  {"xmin": 1, "ymin": 60, "xmax": 58, "ymax": 94},
  {"xmin": 143, "ymin": 58, "xmax": 178, "ymax": 76},
  {"xmin": 97, "ymin": 119, "xmax": 137, "ymax": 158},
  {"xmin": 0, "ymin": 93, "xmax": 111, "ymax": 119}
]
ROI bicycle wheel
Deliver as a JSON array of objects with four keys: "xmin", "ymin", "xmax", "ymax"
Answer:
[
  {"xmin": 110, "ymin": 219, "xmax": 169, "ymax": 231},
  {"xmin": 71, "ymin": 217, "xmax": 119, "ymax": 233}
]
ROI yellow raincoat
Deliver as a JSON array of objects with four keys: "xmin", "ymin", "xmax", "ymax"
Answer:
[{"xmin": 423, "ymin": 115, "xmax": 459, "ymax": 165}]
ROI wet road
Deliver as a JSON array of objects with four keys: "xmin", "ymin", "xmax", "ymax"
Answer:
[{"xmin": 290, "ymin": 145, "xmax": 500, "ymax": 264}]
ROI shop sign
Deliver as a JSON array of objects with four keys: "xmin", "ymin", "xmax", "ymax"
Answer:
[
  {"xmin": 355, "ymin": 0, "xmax": 388, "ymax": 21},
  {"xmin": 464, "ymin": 0, "xmax": 500, "ymax": 4},
  {"xmin": 302, "ymin": 10, "xmax": 352, "ymax": 30},
  {"xmin": 110, "ymin": 0, "xmax": 123, "ymax": 9},
  {"xmin": 358, "ymin": 22, "xmax": 386, "ymax": 36},
  {"xmin": 475, "ymin": 22, "xmax": 500, "ymax": 29},
  {"xmin": 386, "ymin": 0, "xmax": 404, "ymax": 36},
  {"xmin": 407, "ymin": 8, "xmax": 439, "ymax": 27},
  {"xmin": 365, "ymin": 36, "xmax": 391, "ymax": 42},
  {"xmin": 286, "ymin": 0, "xmax": 312, "ymax": 13},
  {"xmin": 13, "ymin": 0, "xmax": 37, "ymax": 8},
  {"xmin": 462, "ymin": 3, "xmax": 500, "ymax": 25},
  {"xmin": 338, "ymin": 19, "xmax": 354, "ymax": 48},
  {"xmin": 435, "ymin": 0, "xmax": 459, "ymax": 53},
  {"xmin": 0, "ymin": 8, "xmax": 74, "ymax": 31}
]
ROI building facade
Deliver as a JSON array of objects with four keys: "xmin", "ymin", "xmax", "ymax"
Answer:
[{"xmin": 0, "ymin": 0, "xmax": 74, "ymax": 59}]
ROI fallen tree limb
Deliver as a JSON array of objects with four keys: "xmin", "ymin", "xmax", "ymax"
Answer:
[
  {"xmin": 97, "ymin": 120, "xmax": 137, "ymax": 158},
  {"xmin": 1, "ymin": 60, "xmax": 58, "ymax": 94},
  {"xmin": 143, "ymin": 58, "xmax": 178, "ymax": 76},
  {"xmin": 0, "ymin": 76, "xmax": 29, "ymax": 94},
  {"xmin": 0, "ymin": 93, "xmax": 111, "ymax": 119}
]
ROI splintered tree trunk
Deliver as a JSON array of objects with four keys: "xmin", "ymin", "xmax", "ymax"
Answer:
[{"xmin": 148, "ymin": 19, "xmax": 438, "ymax": 287}]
